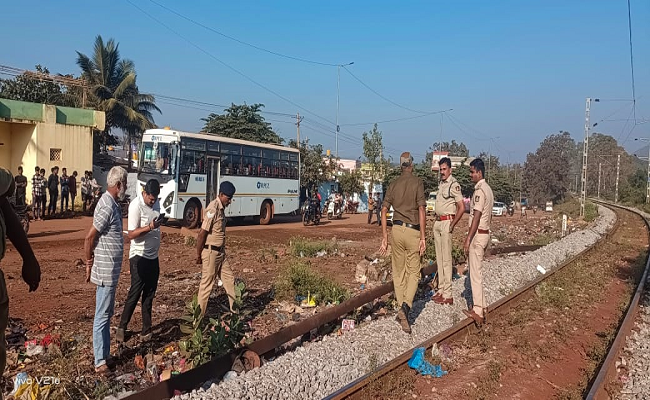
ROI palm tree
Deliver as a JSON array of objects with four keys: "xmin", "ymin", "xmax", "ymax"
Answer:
[{"xmin": 76, "ymin": 35, "xmax": 160, "ymax": 165}]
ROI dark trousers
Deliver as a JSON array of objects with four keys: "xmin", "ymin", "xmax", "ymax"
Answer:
[
  {"xmin": 16, "ymin": 193, "xmax": 26, "ymax": 206},
  {"xmin": 41, "ymin": 193, "xmax": 47, "ymax": 215},
  {"xmin": 119, "ymin": 256, "xmax": 160, "ymax": 334},
  {"xmin": 60, "ymin": 191, "xmax": 69, "ymax": 212},
  {"xmin": 368, "ymin": 210, "xmax": 375, "ymax": 224},
  {"xmin": 70, "ymin": 194, "xmax": 76, "ymax": 212},
  {"xmin": 48, "ymin": 190, "xmax": 58, "ymax": 215},
  {"xmin": 376, "ymin": 208, "xmax": 382, "ymax": 226}
]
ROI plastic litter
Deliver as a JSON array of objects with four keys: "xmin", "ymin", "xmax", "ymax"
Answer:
[
  {"xmin": 315, "ymin": 250, "xmax": 327, "ymax": 257},
  {"xmin": 341, "ymin": 319, "xmax": 355, "ymax": 332},
  {"xmin": 300, "ymin": 292, "xmax": 316, "ymax": 308},
  {"xmin": 536, "ymin": 265, "xmax": 547, "ymax": 274},
  {"xmin": 223, "ymin": 371, "xmax": 237, "ymax": 381},
  {"xmin": 407, "ymin": 347, "xmax": 447, "ymax": 377},
  {"xmin": 25, "ymin": 344, "xmax": 44, "ymax": 357}
]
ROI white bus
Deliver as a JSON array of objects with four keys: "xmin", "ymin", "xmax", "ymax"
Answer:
[{"xmin": 137, "ymin": 128, "xmax": 300, "ymax": 227}]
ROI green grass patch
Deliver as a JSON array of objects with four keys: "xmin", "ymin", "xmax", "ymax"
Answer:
[
  {"xmin": 274, "ymin": 260, "xmax": 349, "ymax": 305},
  {"xmin": 289, "ymin": 236, "xmax": 336, "ymax": 257},
  {"xmin": 532, "ymin": 233, "xmax": 554, "ymax": 246}
]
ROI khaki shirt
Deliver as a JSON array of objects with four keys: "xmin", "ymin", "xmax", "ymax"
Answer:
[
  {"xmin": 469, "ymin": 179, "xmax": 494, "ymax": 231},
  {"xmin": 384, "ymin": 171, "xmax": 426, "ymax": 225},
  {"xmin": 201, "ymin": 197, "xmax": 226, "ymax": 247},
  {"xmin": 368, "ymin": 197, "xmax": 375, "ymax": 211},
  {"xmin": 435, "ymin": 175, "xmax": 463, "ymax": 216}
]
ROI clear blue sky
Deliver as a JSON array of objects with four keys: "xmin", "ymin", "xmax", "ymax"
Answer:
[{"xmin": 3, "ymin": 0, "xmax": 649, "ymax": 163}]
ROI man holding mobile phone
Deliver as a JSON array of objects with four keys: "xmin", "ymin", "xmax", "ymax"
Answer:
[{"xmin": 116, "ymin": 179, "xmax": 162, "ymax": 343}]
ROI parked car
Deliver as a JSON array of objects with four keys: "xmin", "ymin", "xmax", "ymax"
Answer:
[
  {"xmin": 385, "ymin": 206, "xmax": 394, "ymax": 225},
  {"xmin": 545, "ymin": 201, "xmax": 553, "ymax": 212},
  {"xmin": 426, "ymin": 192, "xmax": 437, "ymax": 215},
  {"xmin": 492, "ymin": 202, "xmax": 508, "ymax": 216}
]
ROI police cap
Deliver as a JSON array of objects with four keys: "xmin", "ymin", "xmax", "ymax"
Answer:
[{"xmin": 219, "ymin": 181, "xmax": 236, "ymax": 198}]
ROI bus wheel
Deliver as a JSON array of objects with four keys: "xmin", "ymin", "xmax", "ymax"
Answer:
[
  {"xmin": 184, "ymin": 200, "xmax": 201, "ymax": 229},
  {"xmin": 259, "ymin": 201, "xmax": 272, "ymax": 225}
]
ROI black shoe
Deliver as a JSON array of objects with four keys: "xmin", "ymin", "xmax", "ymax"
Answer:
[{"xmin": 397, "ymin": 303, "xmax": 411, "ymax": 333}]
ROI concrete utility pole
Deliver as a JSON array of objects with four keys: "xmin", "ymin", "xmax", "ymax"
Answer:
[
  {"xmin": 296, "ymin": 113, "xmax": 302, "ymax": 145},
  {"xmin": 598, "ymin": 163, "xmax": 602, "ymax": 199},
  {"xmin": 615, "ymin": 154, "xmax": 621, "ymax": 203},
  {"xmin": 646, "ymin": 144, "xmax": 650, "ymax": 204},
  {"xmin": 580, "ymin": 97, "xmax": 599, "ymax": 217}
]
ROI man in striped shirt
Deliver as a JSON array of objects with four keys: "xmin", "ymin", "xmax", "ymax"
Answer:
[
  {"xmin": 83, "ymin": 166, "xmax": 128, "ymax": 375},
  {"xmin": 31, "ymin": 167, "xmax": 43, "ymax": 220}
]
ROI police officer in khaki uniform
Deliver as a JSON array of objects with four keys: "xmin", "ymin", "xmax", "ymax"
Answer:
[
  {"xmin": 367, "ymin": 193, "xmax": 375, "ymax": 224},
  {"xmin": 432, "ymin": 157, "xmax": 464, "ymax": 305},
  {"xmin": 196, "ymin": 181, "xmax": 236, "ymax": 317},
  {"xmin": 380, "ymin": 152, "xmax": 426, "ymax": 333},
  {"xmin": 462, "ymin": 159, "xmax": 493, "ymax": 324}
]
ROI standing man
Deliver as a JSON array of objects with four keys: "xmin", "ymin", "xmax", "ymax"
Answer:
[
  {"xmin": 0, "ymin": 168, "xmax": 41, "ymax": 384},
  {"xmin": 367, "ymin": 193, "xmax": 375, "ymax": 224},
  {"xmin": 60, "ymin": 167, "xmax": 69, "ymax": 213},
  {"xmin": 196, "ymin": 181, "xmax": 236, "ymax": 317},
  {"xmin": 379, "ymin": 152, "xmax": 426, "ymax": 333},
  {"xmin": 432, "ymin": 157, "xmax": 465, "ymax": 305},
  {"xmin": 81, "ymin": 171, "xmax": 88, "ymax": 213},
  {"xmin": 47, "ymin": 166, "xmax": 59, "ymax": 216},
  {"xmin": 14, "ymin": 167, "xmax": 27, "ymax": 206},
  {"xmin": 375, "ymin": 192, "xmax": 382, "ymax": 227},
  {"xmin": 69, "ymin": 171, "xmax": 78, "ymax": 212},
  {"xmin": 31, "ymin": 167, "xmax": 43, "ymax": 221},
  {"xmin": 462, "ymin": 158, "xmax": 494, "ymax": 325},
  {"xmin": 83, "ymin": 166, "xmax": 128, "ymax": 374},
  {"xmin": 116, "ymin": 179, "xmax": 162, "ymax": 343},
  {"xmin": 40, "ymin": 168, "xmax": 47, "ymax": 217}
]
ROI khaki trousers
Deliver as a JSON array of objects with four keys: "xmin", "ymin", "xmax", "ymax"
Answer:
[
  {"xmin": 469, "ymin": 233, "xmax": 490, "ymax": 317},
  {"xmin": 391, "ymin": 225, "xmax": 421, "ymax": 308},
  {"xmin": 197, "ymin": 248, "xmax": 235, "ymax": 317},
  {"xmin": 433, "ymin": 219, "xmax": 453, "ymax": 299}
]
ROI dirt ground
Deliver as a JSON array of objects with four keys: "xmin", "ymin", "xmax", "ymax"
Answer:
[
  {"xmin": 1, "ymin": 208, "xmax": 565, "ymax": 398},
  {"xmin": 374, "ymin": 208, "xmax": 647, "ymax": 400}
]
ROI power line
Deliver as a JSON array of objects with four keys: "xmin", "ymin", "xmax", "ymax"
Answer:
[
  {"xmin": 147, "ymin": 0, "xmax": 340, "ymax": 67},
  {"xmin": 627, "ymin": 0, "xmax": 637, "ymax": 121},
  {"xmin": 340, "ymin": 108, "xmax": 453, "ymax": 127},
  {"xmin": 126, "ymin": 0, "xmax": 340, "ymax": 130},
  {"xmin": 342, "ymin": 66, "xmax": 432, "ymax": 114}
]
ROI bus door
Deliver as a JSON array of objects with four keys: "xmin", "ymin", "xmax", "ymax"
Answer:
[{"xmin": 206, "ymin": 157, "xmax": 221, "ymax": 205}]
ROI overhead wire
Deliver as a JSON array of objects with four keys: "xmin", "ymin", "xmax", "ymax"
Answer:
[
  {"xmin": 147, "ymin": 0, "xmax": 340, "ymax": 67},
  {"xmin": 341, "ymin": 66, "xmax": 431, "ymax": 114},
  {"xmin": 340, "ymin": 108, "xmax": 453, "ymax": 127},
  {"xmin": 627, "ymin": 0, "xmax": 637, "ymax": 122},
  {"xmin": 125, "ymin": 0, "xmax": 342, "ymax": 130}
]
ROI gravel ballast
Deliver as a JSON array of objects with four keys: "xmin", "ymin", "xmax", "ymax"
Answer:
[
  {"xmin": 175, "ymin": 206, "xmax": 616, "ymax": 400},
  {"xmin": 616, "ymin": 207, "xmax": 650, "ymax": 400}
]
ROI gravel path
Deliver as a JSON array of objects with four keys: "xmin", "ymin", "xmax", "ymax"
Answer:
[
  {"xmin": 616, "ymin": 207, "xmax": 650, "ymax": 400},
  {"xmin": 174, "ymin": 206, "xmax": 616, "ymax": 400}
]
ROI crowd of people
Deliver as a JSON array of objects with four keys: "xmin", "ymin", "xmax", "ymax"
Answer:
[{"xmin": 11, "ymin": 166, "xmax": 102, "ymax": 219}]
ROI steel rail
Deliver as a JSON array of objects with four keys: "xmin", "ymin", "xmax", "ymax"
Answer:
[
  {"xmin": 586, "ymin": 202, "xmax": 650, "ymax": 399},
  {"xmin": 124, "ymin": 245, "xmax": 544, "ymax": 399},
  {"xmin": 326, "ymin": 204, "xmax": 625, "ymax": 400}
]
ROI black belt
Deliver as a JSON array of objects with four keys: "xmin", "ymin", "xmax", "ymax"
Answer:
[
  {"xmin": 203, "ymin": 245, "xmax": 224, "ymax": 252},
  {"xmin": 393, "ymin": 220, "xmax": 420, "ymax": 230}
]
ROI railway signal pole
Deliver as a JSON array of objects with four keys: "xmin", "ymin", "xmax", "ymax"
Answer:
[
  {"xmin": 615, "ymin": 154, "xmax": 621, "ymax": 204},
  {"xmin": 580, "ymin": 97, "xmax": 599, "ymax": 217}
]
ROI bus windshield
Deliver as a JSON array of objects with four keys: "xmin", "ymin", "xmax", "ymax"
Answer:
[{"xmin": 140, "ymin": 141, "xmax": 176, "ymax": 175}]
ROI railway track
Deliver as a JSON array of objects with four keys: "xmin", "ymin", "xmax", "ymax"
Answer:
[
  {"xmin": 124, "ymin": 243, "xmax": 547, "ymax": 399},
  {"xmin": 326, "ymin": 202, "xmax": 648, "ymax": 400}
]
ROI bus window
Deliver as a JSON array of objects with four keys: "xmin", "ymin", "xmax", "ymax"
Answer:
[
  {"xmin": 262, "ymin": 150, "xmax": 280, "ymax": 178},
  {"xmin": 243, "ymin": 146, "xmax": 262, "ymax": 176},
  {"xmin": 290, "ymin": 161, "xmax": 299, "ymax": 179},
  {"xmin": 180, "ymin": 150, "xmax": 206, "ymax": 174}
]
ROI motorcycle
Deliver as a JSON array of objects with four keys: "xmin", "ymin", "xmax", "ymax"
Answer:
[
  {"xmin": 345, "ymin": 200, "xmax": 359, "ymax": 214},
  {"xmin": 301, "ymin": 199, "xmax": 320, "ymax": 226},
  {"xmin": 507, "ymin": 205, "xmax": 514, "ymax": 216},
  {"xmin": 9, "ymin": 196, "xmax": 30, "ymax": 234},
  {"xmin": 322, "ymin": 199, "xmax": 331, "ymax": 216},
  {"xmin": 327, "ymin": 199, "xmax": 344, "ymax": 220},
  {"xmin": 86, "ymin": 187, "xmax": 103, "ymax": 215}
]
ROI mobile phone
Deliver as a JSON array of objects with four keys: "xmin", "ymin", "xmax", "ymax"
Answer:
[{"xmin": 155, "ymin": 213, "xmax": 168, "ymax": 224}]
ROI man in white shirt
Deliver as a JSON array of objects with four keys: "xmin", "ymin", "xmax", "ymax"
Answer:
[{"xmin": 116, "ymin": 179, "xmax": 163, "ymax": 343}]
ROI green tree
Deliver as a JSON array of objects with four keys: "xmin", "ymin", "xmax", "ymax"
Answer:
[
  {"xmin": 338, "ymin": 170, "xmax": 364, "ymax": 196},
  {"xmin": 202, "ymin": 103, "xmax": 283, "ymax": 144},
  {"xmin": 76, "ymin": 35, "xmax": 160, "ymax": 156},
  {"xmin": 362, "ymin": 123, "xmax": 384, "ymax": 192},
  {"xmin": 289, "ymin": 139, "xmax": 330, "ymax": 190},
  {"xmin": 619, "ymin": 168, "xmax": 646, "ymax": 204},
  {"xmin": 0, "ymin": 65, "xmax": 64, "ymax": 104},
  {"xmin": 523, "ymin": 132, "xmax": 575, "ymax": 205}
]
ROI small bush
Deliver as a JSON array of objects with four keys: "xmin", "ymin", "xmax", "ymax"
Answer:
[
  {"xmin": 289, "ymin": 236, "xmax": 336, "ymax": 257},
  {"xmin": 584, "ymin": 202, "xmax": 599, "ymax": 222},
  {"xmin": 532, "ymin": 233, "xmax": 554, "ymax": 246},
  {"xmin": 423, "ymin": 234, "xmax": 464, "ymax": 264},
  {"xmin": 274, "ymin": 261, "xmax": 349, "ymax": 305},
  {"xmin": 184, "ymin": 235, "xmax": 197, "ymax": 247}
]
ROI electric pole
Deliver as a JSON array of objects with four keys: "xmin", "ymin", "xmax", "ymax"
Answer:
[
  {"xmin": 646, "ymin": 143, "xmax": 650, "ymax": 204},
  {"xmin": 580, "ymin": 98, "xmax": 599, "ymax": 217},
  {"xmin": 615, "ymin": 154, "xmax": 621, "ymax": 203},
  {"xmin": 335, "ymin": 61, "xmax": 354, "ymax": 159},
  {"xmin": 296, "ymin": 112, "xmax": 302, "ymax": 146},
  {"xmin": 597, "ymin": 163, "xmax": 601, "ymax": 199}
]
